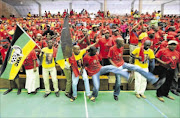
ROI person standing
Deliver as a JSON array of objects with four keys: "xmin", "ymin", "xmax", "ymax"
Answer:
[
  {"xmin": 1, "ymin": 42, "xmax": 22, "ymax": 95},
  {"xmin": 155, "ymin": 40, "xmax": 180, "ymax": 102},
  {"xmin": 40, "ymin": 40, "xmax": 59, "ymax": 98},
  {"xmin": 131, "ymin": 40, "xmax": 155, "ymax": 99},
  {"xmin": 23, "ymin": 50, "xmax": 40, "ymax": 94}
]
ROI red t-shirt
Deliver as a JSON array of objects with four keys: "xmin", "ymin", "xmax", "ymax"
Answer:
[
  {"xmin": 108, "ymin": 45, "xmax": 125, "ymax": 67},
  {"xmin": 155, "ymin": 48, "xmax": 180, "ymax": 69},
  {"xmin": 77, "ymin": 35, "xmax": 90, "ymax": 49},
  {"xmin": 111, "ymin": 35, "xmax": 123, "ymax": 45},
  {"xmin": 0, "ymin": 47, "xmax": 8, "ymax": 62},
  {"xmin": 23, "ymin": 50, "xmax": 39, "ymax": 70},
  {"xmin": 35, "ymin": 40, "xmax": 47, "ymax": 49},
  {"xmin": 98, "ymin": 38, "xmax": 113, "ymax": 59},
  {"xmin": 83, "ymin": 53, "xmax": 102, "ymax": 76},
  {"xmin": 159, "ymin": 41, "xmax": 168, "ymax": 49},
  {"xmin": 129, "ymin": 30, "xmax": 138, "ymax": 45}
]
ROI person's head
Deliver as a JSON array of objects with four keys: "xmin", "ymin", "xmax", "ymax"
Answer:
[
  {"xmin": 104, "ymin": 30, "xmax": 110, "ymax": 39},
  {"xmin": 168, "ymin": 40, "xmax": 177, "ymax": 51},
  {"xmin": 47, "ymin": 24, "xmax": 50, "ymax": 30},
  {"xmin": 73, "ymin": 45, "xmax": 80, "ymax": 55},
  {"xmin": 36, "ymin": 33, "xmax": 42, "ymax": 41},
  {"xmin": 92, "ymin": 25, "xmax": 97, "ymax": 32},
  {"xmin": 47, "ymin": 40, "xmax": 53, "ymax": 49},
  {"xmin": 169, "ymin": 26, "xmax": 176, "ymax": 32},
  {"xmin": 116, "ymin": 38, "xmax": 124, "ymax": 48},
  {"xmin": 36, "ymin": 25, "xmax": 39, "ymax": 30},
  {"xmin": 144, "ymin": 40, "xmax": 151, "ymax": 50},
  {"xmin": 167, "ymin": 35, "xmax": 175, "ymax": 41},
  {"xmin": 114, "ymin": 29, "xmax": 119, "ymax": 36},
  {"xmin": 154, "ymin": 26, "xmax": 159, "ymax": 32},
  {"xmin": 89, "ymin": 46, "xmax": 97, "ymax": 56},
  {"xmin": 82, "ymin": 29, "xmax": 87, "ymax": 35},
  {"xmin": 148, "ymin": 30, "xmax": 155, "ymax": 39}
]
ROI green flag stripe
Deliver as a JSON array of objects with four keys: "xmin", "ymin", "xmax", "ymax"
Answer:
[
  {"xmin": 14, "ymin": 33, "xmax": 30, "ymax": 48},
  {"xmin": 0, "ymin": 61, "xmax": 12, "ymax": 79},
  {"xmin": 0, "ymin": 33, "xmax": 31, "ymax": 79},
  {"xmin": 56, "ymin": 45, "xmax": 64, "ymax": 60}
]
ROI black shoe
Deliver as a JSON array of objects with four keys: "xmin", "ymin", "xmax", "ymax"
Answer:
[
  {"xmin": 44, "ymin": 93, "xmax": 51, "ymax": 98},
  {"xmin": 171, "ymin": 90, "xmax": 180, "ymax": 96},
  {"xmin": 55, "ymin": 92, "xmax": 59, "ymax": 97},
  {"xmin": 89, "ymin": 96, "xmax": 96, "ymax": 102},
  {"xmin": 17, "ymin": 89, "xmax": 21, "ymax": 95},
  {"xmin": 3, "ymin": 89, "xmax": 13, "ymax": 95},
  {"xmin": 153, "ymin": 78, "xmax": 166, "ymax": 89},
  {"xmin": 114, "ymin": 95, "xmax": 118, "ymax": 101},
  {"xmin": 70, "ymin": 96, "xmax": 77, "ymax": 102},
  {"xmin": 65, "ymin": 93, "xmax": 72, "ymax": 98},
  {"xmin": 31, "ymin": 90, "xmax": 37, "ymax": 95}
]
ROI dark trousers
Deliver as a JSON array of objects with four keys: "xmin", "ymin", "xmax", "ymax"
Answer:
[
  {"xmin": 9, "ymin": 74, "xmax": 21, "ymax": 89},
  {"xmin": 156, "ymin": 66, "xmax": 175, "ymax": 97},
  {"xmin": 170, "ymin": 67, "xmax": 180, "ymax": 91}
]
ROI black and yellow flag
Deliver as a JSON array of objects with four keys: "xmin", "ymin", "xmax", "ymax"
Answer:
[
  {"xmin": 0, "ymin": 24, "xmax": 36, "ymax": 80},
  {"xmin": 56, "ymin": 14, "xmax": 72, "ymax": 69}
]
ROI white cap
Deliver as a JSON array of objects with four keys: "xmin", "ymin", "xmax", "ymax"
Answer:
[{"xmin": 168, "ymin": 40, "xmax": 178, "ymax": 45}]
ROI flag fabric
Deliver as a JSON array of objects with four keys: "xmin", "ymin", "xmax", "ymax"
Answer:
[
  {"xmin": 0, "ymin": 24, "xmax": 36, "ymax": 80},
  {"xmin": 56, "ymin": 14, "xmax": 72, "ymax": 69}
]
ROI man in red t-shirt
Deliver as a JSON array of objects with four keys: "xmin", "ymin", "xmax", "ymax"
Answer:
[
  {"xmin": 83, "ymin": 45, "xmax": 162, "ymax": 102},
  {"xmin": 23, "ymin": 50, "xmax": 40, "ymax": 94},
  {"xmin": 155, "ymin": 40, "xmax": 180, "ymax": 102},
  {"xmin": 2, "ymin": 42, "xmax": 22, "ymax": 95},
  {"xmin": 83, "ymin": 46, "xmax": 129, "ymax": 102},
  {"xmin": 109, "ymin": 38, "xmax": 162, "ymax": 100},
  {"xmin": 129, "ymin": 20, "xmax": 143, "ymax": 63},
  {"xmin": 97, "ymin": 30, "xmax": 113, "ymax": 66},
  {"xmin": 34, "ymin": 33, "xmax": 47, "ymax": 57},
  {"xmin": 77, "ymin": 29, "xmax": 90, "ymax": 49}
]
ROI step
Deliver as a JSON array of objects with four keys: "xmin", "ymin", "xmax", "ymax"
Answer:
[{"xmin": 0, "ymin": 75, "xmax": 109, "ymax": 91}]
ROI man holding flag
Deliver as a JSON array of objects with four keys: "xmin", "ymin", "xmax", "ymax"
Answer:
[
  {"xmin": 56, "ymin": 14, "xmax": 73, "ymax": 98},
  {"xmin": 0, "ymin": 24, "xmax": 37, "ymax": 95}
]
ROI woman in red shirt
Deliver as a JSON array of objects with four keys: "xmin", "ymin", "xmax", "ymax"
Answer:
[{"xmin": 23, "ymin": 50, "xmax": 40, "ymax": 94}]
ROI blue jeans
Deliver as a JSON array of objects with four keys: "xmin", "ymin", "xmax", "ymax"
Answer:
[
  {"xmin": 92, "ymin": 65, "xmax": 129, "ymax": 97},
  {"xmin": 121, "ymin": 63, "xmax": 158, "ymax": 84},
  {"xmin": 114, "ymin": 74, "xmax": 121, "ymax": 96},
  {"xmin": 92, "ymin": 64, "xmax": 158, "ymax": 97},
  {"xmin": 72, "ymin": 69, "xmax": 90, "ymax": 97},
  {"xmin": 148, "ymin": 59, "xmax": 155, "ymax": 73}
]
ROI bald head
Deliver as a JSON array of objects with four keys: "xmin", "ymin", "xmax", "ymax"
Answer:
[
  {"xmin": 36, "ymin": 33, "xmax": 42, "ymax": 41},
  {"xmin": 144, "ymin": 40, "xmax": 151, "ymax": 50},
  {"xmin": 73, "ymin": 45, "xmax": 80, "ymax": 55},
  {"xmin": 116, "ymin": 38, "xmax": 124, "ymax": 48}
]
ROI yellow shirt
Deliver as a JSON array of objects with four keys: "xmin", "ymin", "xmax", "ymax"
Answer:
[
  {"xmin": 41, "ymin": 47, "xmax": 55, "ymax": 68},
  {"xmin": 132, "ymin": 47, "xmax": 155, "ymax": 68},
  {"xmin": 74, "ymin": 49, "xmax": 86, "ymax": 70},
  {"xmin": 138, "ymin": 32, "xmax": 148, "ymax": 46}
]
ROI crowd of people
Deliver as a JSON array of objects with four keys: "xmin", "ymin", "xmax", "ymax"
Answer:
[{"xmin": 0, "ymin": 9, "xmax": 180, "ymax": 102}]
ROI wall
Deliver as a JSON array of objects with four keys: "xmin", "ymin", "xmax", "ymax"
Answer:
[{"xmin": 0, "ymin": 0, "xmax": 20, "ymax": 18}]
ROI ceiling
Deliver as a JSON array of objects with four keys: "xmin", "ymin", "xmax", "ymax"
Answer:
[{"xmin": 2, "ymin": 0, "xmax": 179, "ymax": 6}]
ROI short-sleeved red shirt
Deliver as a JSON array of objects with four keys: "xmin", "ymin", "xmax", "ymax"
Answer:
[
  {"xmin": 23, "ymin": 50, "xmax": 39, "ymax": 70},
  {"xmin": 108, "ymin": 45, "xmax": 125, "ymax": 67},
  {"xmin": 83, "ymin": 53, "xmax": 102, "ymax": 76},
  {"xmin": 98, "ymin": 37, "xmax": 113, "ymax": 59},
  {"xmin": 155, "ymin": 48, "xmax": 180, "ymax": 69},
  {"xmin": 129, "ymin": 30, "xmax": 139, "ymax": 45},
  {"xmin": 0, "ymin": 47, "xmax": 8, "ymax": 62},
  {"xmin": 77, "ymin": 35, "xmax": 90, "ymax": 49}
]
